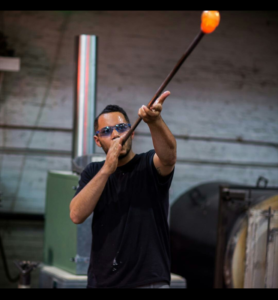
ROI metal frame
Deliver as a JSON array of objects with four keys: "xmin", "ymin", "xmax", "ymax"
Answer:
[{"xmin": 214, "ymin": 185, "xmax": 278, "ymax": 288}]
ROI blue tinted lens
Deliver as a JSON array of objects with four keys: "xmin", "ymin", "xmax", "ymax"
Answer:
[
  {"xmin": 116, "ymin": 123, "xmax": 129, "ymax": 132},
  {"xmin": 99, "ymin": 127, "xmax": 112, "ymax": 136}
]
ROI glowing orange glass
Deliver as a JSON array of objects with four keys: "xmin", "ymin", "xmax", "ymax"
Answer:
[{"xmin": 201, "ymin": 11, "xmax": 220, "ymax": 34}]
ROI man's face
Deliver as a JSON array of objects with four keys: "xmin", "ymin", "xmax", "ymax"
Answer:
[{"xmin": 94, "ymin": 112, "xmax": 134, "ymax": 160}]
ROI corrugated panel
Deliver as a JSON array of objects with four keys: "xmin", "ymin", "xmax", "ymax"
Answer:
[
  {"xmin": 265, "ymin": 210, "xmax": 278, "ymax": 288},
  {"xmin": 244, "ymin": 208, "xmax": 278, "ymax": 288}
]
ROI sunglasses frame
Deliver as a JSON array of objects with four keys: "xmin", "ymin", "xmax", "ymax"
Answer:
[{"xmin": 95, "ymin": 123, "xmax": 131, "ymax": 137}]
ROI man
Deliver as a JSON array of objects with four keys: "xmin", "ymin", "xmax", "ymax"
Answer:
[{"xmin": 69, "ymin": 91, "xmax": 176, "ymax": 288}]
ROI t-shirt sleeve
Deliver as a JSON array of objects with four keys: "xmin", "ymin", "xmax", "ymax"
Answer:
[
  {"xmin": 146, "ymin": 149, "xmax": 175, "ymax": 188},
  {"xmin": 74, "ymin": 162, "xmax": 102, "ymax": 197}
]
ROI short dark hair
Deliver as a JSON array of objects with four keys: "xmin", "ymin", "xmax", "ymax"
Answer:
[{"xmin": 94, "ymin": 105, "xmax": 130, "ymax": 133}]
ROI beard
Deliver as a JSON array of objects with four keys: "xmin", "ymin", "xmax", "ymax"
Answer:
[
  {"xmin": 118, "ymin": 142, "xmax": 131, "ymax": 160},
  {"xmin": 99, "ymin": 136, "xmax": 132, "ymax": 160}
]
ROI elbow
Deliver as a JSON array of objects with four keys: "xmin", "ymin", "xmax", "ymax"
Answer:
[
  {"xmin": 69, "ymin": 205, "xmax": 84, "ymax": 224},
  {"xmin": 171, "ymin": 146, "xmax": 177, "ymax": 165},
  {"xmin": 70, "ymin": 211, "xmax": 80, "ymax": 224},
  {"xmin": 161, "ymin": 156, "xmax": 176, "ymax": 168},
  {"xmin": 159, "ymin": 151, "xmax": 176, "ymax": 167},
  {"xmin": 169, "ymin": 157, "xmax": 177, "ymax": 167},
  {"xmin": 69, "ymin": 205, "xmax": 93, "ymax": 224},
  {"xmin": 166, "ymin": 152, "xmax": 177, "ymax": 167},
  {"xmin": 70, "ymin": 212, "xmax": 84, "ymax": 224},
  {"xmin": 168, "ymin": 143, "xmax": 177, "ymax": 166},
  {"xmin": 171, "ymin": 155, "xmax": 177, "ymax": 166}
]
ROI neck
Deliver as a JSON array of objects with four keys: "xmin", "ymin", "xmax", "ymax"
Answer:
[{"xmin": 117, "ymin": 150, "xmax": 136, "ymax": 167}]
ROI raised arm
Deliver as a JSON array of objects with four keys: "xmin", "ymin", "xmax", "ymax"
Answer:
[
  {"xmin": 138, "ymin": 91, "xmax": 177, "ymax": 176},
  {"xmin": 69, "ymin": 136, "xmax": 123, "ymax": 224}
]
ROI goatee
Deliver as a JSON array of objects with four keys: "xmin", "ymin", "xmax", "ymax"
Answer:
[{"xmin": 118, "ymin": 147, "xmax": 131, "ymax": 160}]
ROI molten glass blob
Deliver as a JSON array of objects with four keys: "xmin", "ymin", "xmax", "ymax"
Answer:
[{"xmin": 201, "ymin": 11, "xmax": 220, "ymax": 34}]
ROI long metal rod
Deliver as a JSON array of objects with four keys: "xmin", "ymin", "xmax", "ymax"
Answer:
[{"xmin": 122, "ymin": 31, "xmax": 205, "ymax": 145}]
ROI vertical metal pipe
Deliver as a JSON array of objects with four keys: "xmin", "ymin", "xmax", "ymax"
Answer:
[
  {"xmin": 72, "ymin": 35, "xmax": 97, "ymax": 159},
  {"xmin": 89, "ymin": 36, "xmax": 97, "ymax": 154}
]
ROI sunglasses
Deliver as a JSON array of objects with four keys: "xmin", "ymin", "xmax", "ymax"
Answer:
[{"xmin": 95, "ymin": 123, "xmax": 131, "ymax": 137}]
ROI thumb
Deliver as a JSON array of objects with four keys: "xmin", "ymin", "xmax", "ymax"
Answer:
[{"xmin": 155, "ymin": 91, "xmax": 171, "ymax": 105}]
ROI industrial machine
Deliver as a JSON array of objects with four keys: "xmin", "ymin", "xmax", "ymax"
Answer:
[{"xmin": 170, "ymin": 180, "xmax": 278, "ymax": 288}]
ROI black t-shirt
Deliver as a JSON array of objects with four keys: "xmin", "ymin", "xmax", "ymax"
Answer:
[{"xmin": 74, "ymin": 149, "xmax": 174, "ymax": 288}]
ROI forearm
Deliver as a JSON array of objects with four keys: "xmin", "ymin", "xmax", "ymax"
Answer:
[
  {"xmin": 148, "ymin": 116, "xmax": 177, "ymax": 166},
  {"xmin": 70, "ymin": 136, "xmax": 124, "ymax": 224},
  {"xmin": 69, "ymin": 167, "xmax": 110, "ymax": 224}
]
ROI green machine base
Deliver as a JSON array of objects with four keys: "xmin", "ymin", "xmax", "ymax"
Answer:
[{"xmin": 43, "ymin": 171, "xmax": 93, "ymax": 275}]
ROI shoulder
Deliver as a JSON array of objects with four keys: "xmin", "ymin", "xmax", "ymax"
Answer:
[
  {"xmin": 84, "ymin": 160, "xmax": 105, "ymax": 177},
  {"xmin": 79, "ymin": 160, "xmax": 105, "ymax": 183},
  {"xmin": 74, "ymin": 160, "xmax": 105, "ymax": 196},
  {"xmin": 143, "ymin": 149, "xmax": 175, "ymax": 186},
  {"xmin": 138, "ymin": 149, "xmax": 155, "ymax": 161},
  {"xmin": 135, "ymin": 149, "xmax": 155, "ymax": 167}
]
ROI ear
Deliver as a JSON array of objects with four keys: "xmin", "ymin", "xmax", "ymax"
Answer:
[
  {"xmin": 131, "ymin": 131, "xmax": 135, "ymax": 139},
  {"xmin": 94, "ymin": 135, "xmax": 102, "ymax": 148}
]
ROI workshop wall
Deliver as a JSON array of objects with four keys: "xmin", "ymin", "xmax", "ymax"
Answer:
[{"xmin": 0, "ymin": 10, "xmax": 277, "ymax": 214}]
